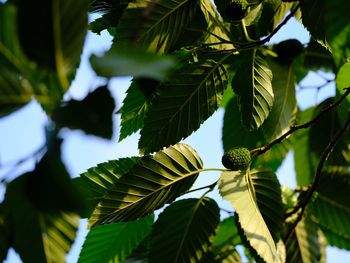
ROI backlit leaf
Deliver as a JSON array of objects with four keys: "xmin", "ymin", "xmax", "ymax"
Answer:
[
  {"xmin": 79, "ymin": 215, "xmax": 153, "ymax": 263},
  {"xmin": 149, "ymin": 198, "xmax": 220, "ymax": 263},
  {"xmin": 219, "ymin": 169, "xmax": 280, "ymax": 263},
  {"xmin": 89, "ymin": 143, "xmax": 203, "ymax": 227},
  {"xmin": 139, "ymin": 57, "xmax": 228, "ymax": 154},
  {"xmin": 116, "ymin": 0, "xmax": 198, "ymax": 53},
  {"xmin": 232, "ymin": 49, "xmax": 274, "ymax": 130}
]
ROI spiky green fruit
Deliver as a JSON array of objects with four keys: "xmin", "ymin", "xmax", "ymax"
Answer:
[
  {"xmin": 222, "ymin": 147, "xmax": 251, "ymax": 170},
  {"xmin": 214, "ymin": 0, "xmax": 248, "ymax": 22}
]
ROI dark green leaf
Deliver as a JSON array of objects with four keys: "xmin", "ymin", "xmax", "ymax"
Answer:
[
  {"xmin": 212, "ymin": 216, "xmax": 241, "ymax": 248},
  {"xmin": 89, "ymin": 0, "xmax": 129, "ymax": 34},
  {"xmin": 285, "ymin": 218, "xmax": 326, "ymax": 263},
  {"xmin": 0, "ymin": 3, "xmax": 34, "ymax": 117},
  {"xmin": 320, "ymin": 226, "xmax": 350, "ymax": 250},
  {"xmin": 4, "ymin": 174, "xmax": 79, "ymax": 263},
  {"xmin": 52, "ymin": 86, "xmax": 116, "ymax": 139},
  {"xmin": 115, "ymin": 0, "xmax": 198, "ymax": 53},
  {"xmin": 0, "ymin": 204, "xmax": 11, "ymax": 261},
  {"xmin": 149, "ymin": 197, "xmax": 220, "ymax": 263},
  {"xmin": 79, "ymin": 215, "xmax": 153, "ymax": 263},
  {"xmin": 324, "ymin": 0, "xmax": 350, "ymax": 66},
  {"xmin": 16, "ymin": 0, "xmax": 88, "ymax": 80},
  {"xmin": 293, "ymin": 107, "xmax": 317, "ymax": 186},
  {"xmin": 27, "ymin": 137, "xmax": 86, "ymax": 215},
  {"xmin": 118, "ymin": 78, "xmax": 158, "ymax": 141},
  {"xmin": 309, "ymin": 98, "xmax": 350, "ymax": 167},
  {"xmin": 301, "ymin": 0, "xmax": 326, "ymax": 43},
  {"xmin": 309, "ymin": 167, "xmax": 350, "ymax": 245},
  {"xmin": 219, "ymin": 169, "xmax": 282, "ymax": 263},
  {"xmin": 304, "ymin": 41, "xmax": 335, "ymax": 72},
  {"xmin": 89, "ymin": 143, "xmax": 203, "ymax": 227},
  {"xmin": 139, "ymin": 57, "xmax": 228, "ymax": 154},
  {"xmin": 75, "ymin": 157, "xmax": 139, "ymax": 218},
  {"xmin": 232, "ymin": 49, "xmax": 274, "ymax": 130},
  {"xmin": 222, "ymin": 96, "xmax": 266, "ymax": 151},
  {"xmin": 91, "ymin": 47, "xmax": 176, "ymax": 80}
]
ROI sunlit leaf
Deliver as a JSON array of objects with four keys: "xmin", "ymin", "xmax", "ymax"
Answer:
[
  {"xmin": 89, "ymin": 144, "xmax": 203, "ymax": 227},
  {"xmin": 219, "ymin": 169, "xmax": 281, "ymax": 263},
  {"xmin": 212, "ymin": 216, "xmax": 241, "ymax": 248},
  {"xmin": 149, "ymin": 198, "xmax": 220, "ymax": 263},
  {"xmin": 232, "ymin": 49, "xmax": 274, "ymax": 130},
  {"xmin": 139, "ymin": 57, "xmax": 228, "ymax": 154},
  {"xmin": 200, "ymin": 0, "xmax": 234, "ymax": 50},
  {"xmin": 262, "ymin": 59, "xmax": 297, "ymax": 140},
  {"xmin": 75, "ymin": 157, "xmax": 139, "ymax": 217},
  {"xmin": 79, "ymin": 215, "xmax": 153, "ymax": 263}
]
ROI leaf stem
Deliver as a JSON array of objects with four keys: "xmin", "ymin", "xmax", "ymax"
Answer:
[
  {"xmin": 251, "ymin": 87, "xmax": 350, "ymax": 156},
  {"xmin": 184, "ymin": 181, "xmax": 218, "ymax": 195},
  {"xmin": 283, "ymin": 109, "xmax": 350, "ymax": 243}
]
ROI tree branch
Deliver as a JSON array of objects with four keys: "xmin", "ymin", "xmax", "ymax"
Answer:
[
  {"xmin": 251, "ymin": 87, "xmax": 350, "ymax": 156},
  {"xmin": 283, "ymin": 110, "xmax": 350, "ymax": 243}
]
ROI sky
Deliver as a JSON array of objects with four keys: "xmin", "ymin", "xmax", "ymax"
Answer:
[{"xmin": 0, "ymin": 12, "xmax": 349, "ymax": 263}]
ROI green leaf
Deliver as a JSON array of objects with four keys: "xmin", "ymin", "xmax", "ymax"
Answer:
[
  {"xmin": 324, "ymin": 0, "xmax": 350, "ymax": 66},
  {"xmin": 320, "ymin": 227, "xmax": 350, "ymax": 250},
  {"xmin": 212, "ymin": 216, "xmax": 241, "ymax": 248},
  {"xmin": 0, "ymin": 3, "xmax": 34, "ymax": 117},
  {"xmin": 252, "ymin": 138, "xmax": 292, "ymax": 172},
  {"xmin": 52, "ymin": 86, "xmax": 116, "ymax": 139},
  {"xmin": 149, "ymin": 197, "xmax": 220, "ymax": 263},
  {"xmin": 0, "ymin": 204, "xmax": 11, "ymax": 261},
  {"xmin": 115, "ymin": 0, "xmax": 198, "ymax": 53},
  {"xmin": 89, "ymin": 143, "xmax": 203, "ymax": 227},
  {"xmin": 304, "ymin": 41, "xmax": 335, "ymax": 72},
  {"xmin": 218, "ymin": 169, "xmax": 280, "ymax": 263},
  {"xmin": 222, "ymin": 97, "xmax": 266, "ymax": 151},
  {"xmin": 4, "ymin": 174, "xmax": 79, "ymax": 263},
  {"xmin": 309, "ymin": 98, "xmax": 350, "ymax": 167},
  {"xmin": 78, "ymin": 215, "xmax": 153, "ymax": 263},
  {"xmin": 262, "ymin": 59, "xmax": 297, "ymax": 140},
  {"xmin": 16, "ymin": 0, "xmax": 88, "ymax": 86},
  {"xmin": 200, "ymin": 0, "xmax": 234, "ymax": 50},
  {"xmin": 139, "ymin": 57, "xmax": 228, "ymax": 154},
  {"xmin": 118, "ymin": 78, "xmax": 158, "ymax": 141},
  {"xmin": 336, "ymin": 62, "xmax": 350, "ymax": 105},
  {"xmin": 27, "ymin": 137, "xmax": 86, "ymax": 215},
  {"xmin": 91, "ymin": 46, "xmax": 176, "ymax": 80},
  {"xmin": 301, "ymin": 0, "xmax": 326, "ymax": 43},
  {"xmin": 89, "ymin": 0, "xmax": 129, "ymax": 34},
  {"xmin": 309, "ymin": 167, "xmax": 350, "ymax": 245},
  {"xmin": 75, "ymin": 157, "xmax": 140, "ymax": 217},
  {"xmin": 232, "ymin": 49, "xmax": 274, "ymax": 130},
  {"xmin": 293, "ymin": 107, "xmax": 317, "ymax": 186},
  {"xmin": 285, "ymin": 218, "xmax": 326, "ymax": 263}
]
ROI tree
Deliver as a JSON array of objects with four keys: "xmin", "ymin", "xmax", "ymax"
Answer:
[{"xmin": 0, "ymin": 0, "xmax": 350, "ymax": 262}]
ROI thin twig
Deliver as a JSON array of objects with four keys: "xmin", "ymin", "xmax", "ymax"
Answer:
[
  {"xmin": 184, "ymin": 181, "xmax": 217, "ymax": 195},
  {"xmin": 284, "ymin": 110, "xmax": 350, "ymax": 243},
  {"xmin": 251, "ymin": 87, "xmax": 350, "ymax": 156},
  {"xmin": 220, "ymin": 207, "xmax": 234, "ymax": 214}
]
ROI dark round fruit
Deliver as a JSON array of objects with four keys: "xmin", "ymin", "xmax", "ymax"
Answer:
[
  {"xmin": 274, "ymin": 39, "xmax": 304, "ymax": 63},
  {"xmin": 225, "ymin": 1, "xmax": 248, "ymax": 22},
  {"xmin": 222, "ymin": 147, "xmax": 251, "ymax": 171}
]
